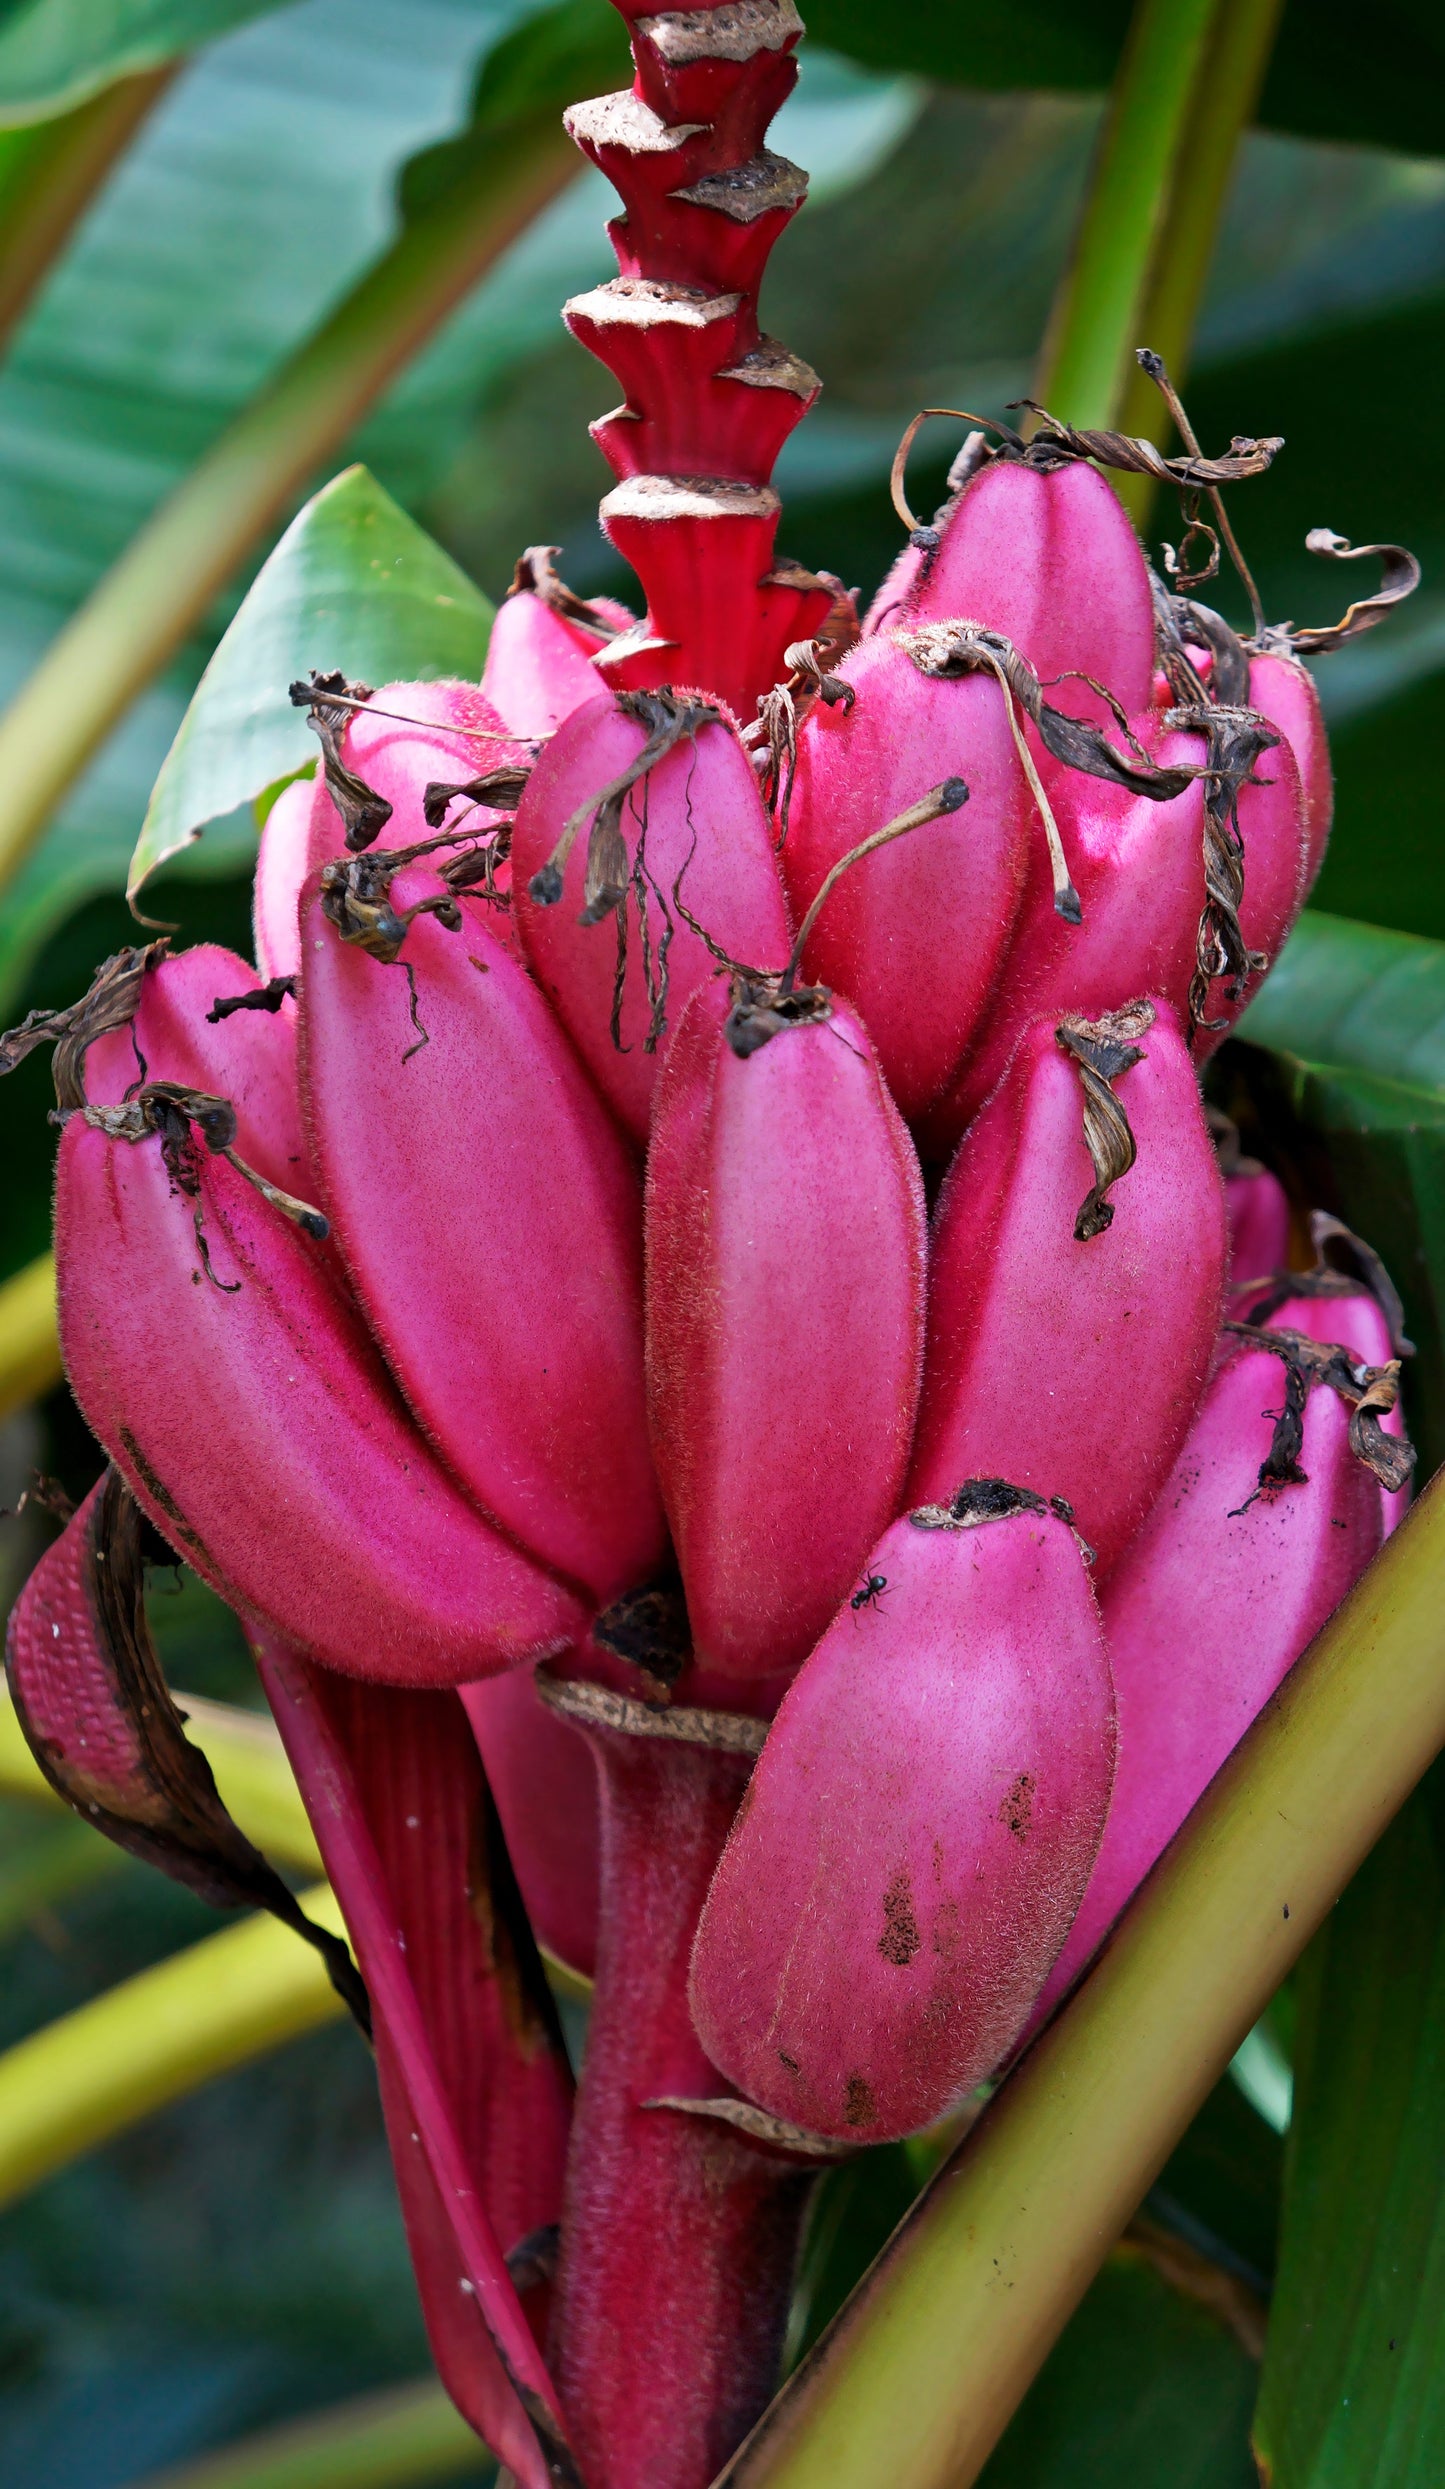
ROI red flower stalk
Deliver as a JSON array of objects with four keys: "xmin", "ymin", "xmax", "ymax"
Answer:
[{"xmin": 2, "ymin": 5, "xmax": 1422, "ymax": 2484}]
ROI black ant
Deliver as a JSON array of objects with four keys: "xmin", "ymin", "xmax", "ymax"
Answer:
[{"xmin": 850, "ymin": 1572, "xmax": 889, "ymax": 1616}]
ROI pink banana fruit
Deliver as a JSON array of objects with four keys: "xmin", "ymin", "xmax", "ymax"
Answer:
[
  {"xmin": 58, "ymin": 946, "xmax": 584, "ymax": 1683},
  {"xmin": 910, "ymin": 999, "xmax": 1227, "ymax": 1574},
  {"xmin": 690, "ymin": 1482, "xmax": 1114, "ymax": 2141},
  {"xmin": 867, "ymin": 454, "xmax": 1159, "ymax": 733},
  {"xmin": 299, "ymin": 863, "xmax": 664, "ymax": 1605},
  {"xmin": 1226, "ymin": 1160, "xmax": 1293, "ymax": 1287},
  {"xmin": 1036, "ymin": 1327, "xmax": 1387, "ymax": 2024},
  {"xmin": 931, "ymin": 706, "xmax": 1307, "ymax": 1141},
  {"xmin": 645, "ymin": 973, "xmax": 926, "ymax": 1680},
  {"xmin": 255, "ymin": 678, "xmax": 528, "ymax": 981},
  {"xmin": 512, "ymin": 690, "xmax": 791, "ymax": 1142},
  {"xmin": 779, "ymin": 635, "xmax": 1030, "ymax": 1119},
  {"xmin": 480, "ymin": 551, "xmax": 636, "ymax": 738}
]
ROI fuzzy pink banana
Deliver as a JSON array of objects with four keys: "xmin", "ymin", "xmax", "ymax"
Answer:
[
  {"xmin": 1035, "ymin": 1330, "xmax": 1385, "ymax": 2024},
  {"xmin": 58, "ymin": 947, "xmax": 583, "ymax": 1683},
  {"xmin": 1226, "ymin": 1160, "xmax": 1292, "ymax": 1286},
  {"xmin": 779, "ymin": 636, "xmax": 1030, "ymax": 1118},
  {"xmin": 930, "ymin": 708, "xmax": 1306, "ymax": 1142},
  {"xmin": 690, "ymin": 1482, "xmax": 1114, "ymax": 2141},
  {"xmin": 645, "ymin": 972, "xmax": 926, "ymax": 1679},
  {"xmin": 867, "ymin": 455, "xmax": 1158, "ymax": 731},
  {"xmin": 910, "ymin": 999, "xmax": 1227, "ymax": 1574},
  {"xmin": 513, "ymin": 689, "xmax": 791, "ymax": 1141},
  {"xmin": 299, "ymin": 864, "xmax": 663, "ymax": 1605},
  {"xmin": 481, "ymin": 556, "xmax": 636, "ymax": 738},
  {"xmin": 255, "ymin": 678, "xmax": 527, "ymax": 981},
  {"xmin": 1249, "ymin": 650, "xmax": 1333, "ymax": 883}
]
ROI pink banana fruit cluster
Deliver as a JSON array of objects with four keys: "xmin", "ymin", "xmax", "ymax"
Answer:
[{"xmin": 3, "ymin": 6, "xmax": 1419, "ymax": 2486}]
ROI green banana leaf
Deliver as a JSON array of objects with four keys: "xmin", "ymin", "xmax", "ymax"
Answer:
[
  {"xmin": 0, "ymin": 0, "xmax": 291, "ymax": 126},
  {"xmin": 130, "ymin": 465, "xmax": 494, "ymax": 898},
  {"xmin": 811, "ymin": 0, "xmax": 1445, "ymax": 158},
  {"xmin": 1224, "ymin": 908, "xmax": 1445, "ymax": 2476},
  {"xmin": 1232, "ymin": 910, "xmax": 1445, "ymax": 1470},
  {"xmin": 1252, "ymin": 1770, "xmax": 1445, "ymax": 2484},
  {"xmin": 0, "ymin": 0, "xmax": 551, "ymax": 1010}
]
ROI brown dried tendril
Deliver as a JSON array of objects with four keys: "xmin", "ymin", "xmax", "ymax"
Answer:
[{"xmin": 1056, "ymin": 1002, "xmax": 1156, "ymax": 1242}]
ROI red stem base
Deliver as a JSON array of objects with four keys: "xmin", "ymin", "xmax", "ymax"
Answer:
[{"xmin": 551, "ymin": 1725, "xmax": 815, "ymax": 2489}]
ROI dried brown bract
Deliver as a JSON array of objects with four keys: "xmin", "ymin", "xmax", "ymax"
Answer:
[
  {"xmin": 289, "ymin": 670, "xmax": 394, "ymax": 852},
  {"xmin": 1056, "ymin": 1001, "xmax": 1156, "ymax": 1241}
]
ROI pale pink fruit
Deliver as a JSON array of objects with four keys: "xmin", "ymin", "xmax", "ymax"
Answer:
[
  {"xmin": 645, "ymin": 974, "xmax": 926, "ymax": 1679},
  {"xmin": 58, "ymin": 948, "xmax": 583, "ymax": 1684},
  {"xmin": 299, "ymin": 866, "xmax": 664, "ymax": 1605},
  {"xmin": 512, "ymin": 692, "xmax": 791, "ymax": 1143},
  {"xmin": 868, "ymin": 457, "xmax": 1158, "ymax": 731},
  {"xmin": 690, "ymin": 1484, "xmax": 1114, "ymax": 2141},
  {"xmin": 1226, "ymin": 1163, "xmax": 1292, "ymax": 1287},
  {"xmin": 1035, "ymin": 1334, "xmax": 1383, "ymax": 2023},
  {"xmin": 481, "ymin": 577, "xmax": 634, "ymax": 738},
  {"xmin": 910, "ymin": 1001, "xmax": 1227, "ymax": 1574},
  {"xmin": 1250, "ymin": 650, "xmax": 1333, "ymax": 886},
  {"xmin": 780, "ymin": 635, "xmax": 1030, "ymax": 1118}
]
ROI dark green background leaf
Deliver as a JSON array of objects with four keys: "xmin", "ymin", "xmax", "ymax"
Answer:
[
  {"xmin": 810, "ymin": 0, "xmax": 1445, "ymax": 157},
  {"xmin": 1253, "ymin": 1770, "xmax": 1445, "ymax": 2485}
]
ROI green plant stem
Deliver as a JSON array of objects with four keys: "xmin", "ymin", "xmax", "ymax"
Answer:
[
  {"xmin": 0, "ymin": 67, "xmax": 177, "ymax": 358},
  {"xmin": 720, "ymin": 1468, "xmax": 1445, "ymax": 2489},
  {"xmin": 0, "ymin": 1251, "xmax": 61, "ymax": 1423},
  {"xmin": 1034, "ymin": 0, "xmax": 1219, "ymax": 428},
  {"xmin": 1112, "ymin": 0, "xmax": 1286, "ymax": 519},
  {"xmin": 0, "ymin": 111, "xmax": 577, "ymax": 902},
  {"xmin": 136, "ymin": 2379, "xmax": 478, "ymax": 2489},
  {"xmin": 0, "ymin": 1878, "xmax": 347, "ymax": 2206}
]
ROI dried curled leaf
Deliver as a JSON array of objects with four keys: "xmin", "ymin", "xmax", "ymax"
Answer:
[
  {"xmin": 1010, "ymin": 400, "xmax": 1283, "ymax": 489},
  {"xmin": 643, "ymin": 2096, "xmax": 854, "ymax": 2161},
  {"xmin": 207, "ymin": 974, "xmax": 297, "ymax": 1024},
  {"xmin": 82, "ymin": 1080, "xmax": 329, "ymax": 1249},
  {"xmin": 1056, "ymin": 1002, "xmax": 1155, "ymax": 1241},
  {"xmin": 1239, "ymin": 1211, "xmax": 1415, "ymax": 1361},
  {"xmin": 508, "ymin": 543, "xmax": 622, "ymax": 641},
  {"xmin": 0, "ymin": 942, "xmax": 166, "ymax": 1111},
  {"xmin": 289, "ymin": 670, "xmax": 394, "ymax": 853},
  {"xmin": 1224, "ymin": 1322, "xmax": 1417, "ymax": 1500},
  {"xmin": 1161, "ymin": 703, "xmax": 1279, "ymax": 1041},
  {"xmin": 421, "ymin": 765, "xmax": 532, "ymax": 831},
  {"xmin": 534, "ymin": 1667, "xmax": 768, "ymax": 1756},
  {"xmin": 5, "ymin": 1472, "xmax": 369, "ymax": 2032},
  {"xmin": 1150, "ymin": 569, "xmax": 1252, "ymax": 709},
  {"xmin": 1267, "ymin": 531, "xmax": 1422, "ymax": 657}
]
